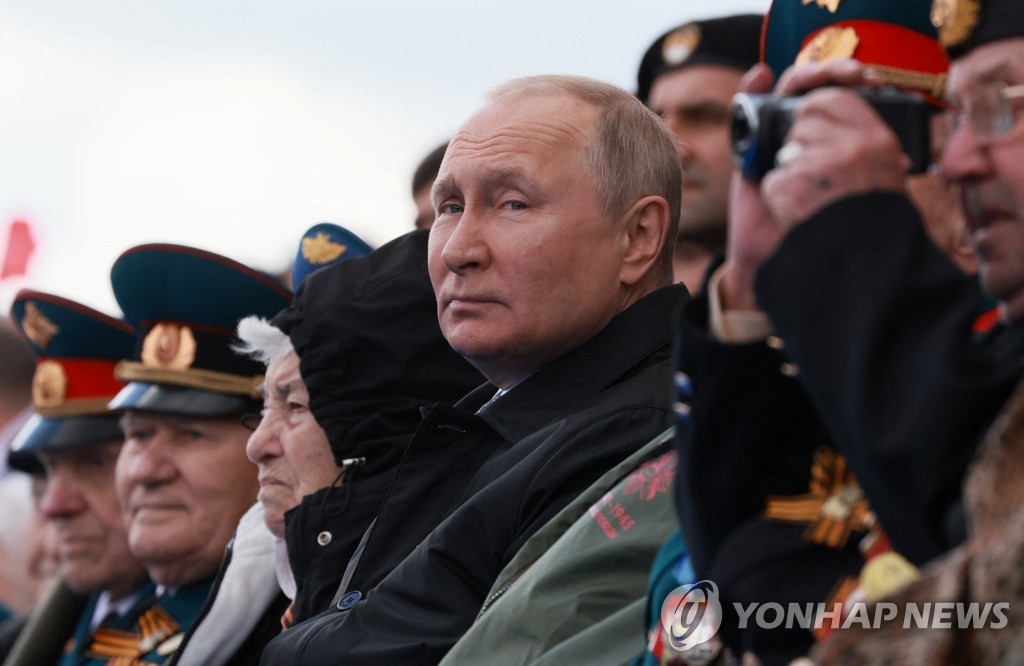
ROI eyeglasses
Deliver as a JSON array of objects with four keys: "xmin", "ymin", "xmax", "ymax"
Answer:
[{"xmin": 937, "ymin": 82, "xmax": 1024, "ymax": 147}]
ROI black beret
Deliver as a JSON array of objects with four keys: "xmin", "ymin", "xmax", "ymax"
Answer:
[
  {"xmin": 934, "ymin": 0, "xmax": 1024, "ymax": 59},
  {"xmin": 637, "ymin": 14, "xmax": 764, "ymax": 104}
]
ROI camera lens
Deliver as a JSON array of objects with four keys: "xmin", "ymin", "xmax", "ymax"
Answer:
[{"xmin": 730, "ymin": 93, "xmax": 760, "ymax": 168}]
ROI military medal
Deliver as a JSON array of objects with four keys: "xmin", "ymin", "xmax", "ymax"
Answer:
[
  {"xmin": 156, "ymin": 632, "xmax": 185, "ymax": 656},
  {"xmin": 86, "ymin": 605, "xmax": 182, "ymax": 661},
  {"xmin": 860, "ymin": 551, "xmax": 920, "ymax": 601},
  {"xmin": 764, "ymin": 448, "xmax": 871, "ymax": 549}
]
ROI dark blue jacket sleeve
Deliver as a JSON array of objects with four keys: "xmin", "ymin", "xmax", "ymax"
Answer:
[{"xmin": 755, "ymin": 192, "xmax": 1024, "ymax": 565}]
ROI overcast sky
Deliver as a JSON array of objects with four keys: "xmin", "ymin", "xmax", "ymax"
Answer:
[{"xmin": 0, "ymin": 0, "xmax": 769, "ymax": 314}]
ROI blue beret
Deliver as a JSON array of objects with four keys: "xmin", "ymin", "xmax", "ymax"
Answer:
[{"xmin": 291, "ymin": 223, "xmax": 374, "ymax": 290}]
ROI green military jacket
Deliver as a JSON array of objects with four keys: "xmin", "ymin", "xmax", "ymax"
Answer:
[{"xmin": 440, "ymin": 427, "xmax": 680, "ymax": 666}]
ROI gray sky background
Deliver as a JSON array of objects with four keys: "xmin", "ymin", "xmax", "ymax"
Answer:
[{"xmin": 0, "ymin": 0, "xmax": 769, "ymax": 314}]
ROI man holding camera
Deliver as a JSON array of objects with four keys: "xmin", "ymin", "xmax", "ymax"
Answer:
[
  {"xmin": 678, "ymin": 0, "xmax": 1024, "ymax": 658},
  {"xmin": 776, "ymin": 0, "xmax": 1024, "ymax": 659},
  {"xmin": 670, "ymin": 0, "xmax": 1016, "ymax": 661},
  {"xmin": 741, "ymin": 0, "xmax": 1024, "ymax": 566}
]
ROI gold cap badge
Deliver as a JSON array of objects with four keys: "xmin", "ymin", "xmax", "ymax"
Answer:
[
  {"xmin": 301, "ymin": 232, "xmax": 348, "ymax": 266},
  {"xmin": 32, "ymin": 360, "xmax": 67, "ymax": 409},
  {"xmin": 796, "ymin": 26, "xmax": 861, "ymax": 66},
  {"xmin": 803, "ymin": 0, "xmax": 842, "ymax": 13},
  {"xmin": 141, "ymin": 323, "xmax": 197, "ymax": 371},
  {"xmin": 931, "ymin": 0, "xmax": 981, "ymax": 48},
  {"xmin": 22, "ymin": 302, "xmax": 60, "ymax": 352},
  {"xmin": 661, "ymin": 24, "xmax": 701, "ymax": 66}
]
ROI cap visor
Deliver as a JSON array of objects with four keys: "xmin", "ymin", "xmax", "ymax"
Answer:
[
  {"xmin": 9, "ymin": 413, "xmax": 124, "ymax": 463},
  {"xmin": 109, "ymin": 382, "xmax": 257, "ymax": 417}
]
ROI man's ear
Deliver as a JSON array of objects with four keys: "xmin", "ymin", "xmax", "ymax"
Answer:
[{"xmin": 619, "ymin": 195, "xmax": 671, "ymax": 286}]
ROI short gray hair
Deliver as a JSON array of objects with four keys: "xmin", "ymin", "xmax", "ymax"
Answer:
[
  {"xmin": 487, "ymin": 75, "xmax": 682, "ymax": 284},
  {"xmin": 234, "ymin": 316, "xmax": 293, "ymax": 366}
]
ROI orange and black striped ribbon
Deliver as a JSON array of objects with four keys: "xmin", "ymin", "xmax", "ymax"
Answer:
[
  {"xmin": 85, "ymin": 604, "xmax": 179, "ymax": 660},
  {"xmin": 764, "ymin": 447, "xmax": 872, "ymax": 549},
  {"xmin": 280, "ymin": 601, "xmax": 295, "ymax": 631}
]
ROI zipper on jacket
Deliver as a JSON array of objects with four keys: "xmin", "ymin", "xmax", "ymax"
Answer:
[{"xmin": 476, "ymin": 566, "xmax": 529, "ymax": 619}]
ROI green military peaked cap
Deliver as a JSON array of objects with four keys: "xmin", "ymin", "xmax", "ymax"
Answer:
[{"xmin": 109, "ymin": 244, "xmax": 292, "ymax": 417}]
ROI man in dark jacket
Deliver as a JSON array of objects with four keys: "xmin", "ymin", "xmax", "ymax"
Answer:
[{"xmin": 261, "ymin": 74, "xmax": 686, "ymax": 664}]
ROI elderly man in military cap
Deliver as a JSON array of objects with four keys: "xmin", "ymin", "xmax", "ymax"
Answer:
[
  {"xmin": 726, "ymin": 0, "xmax": 1024, "ymax": 563},
  {"xmin": 637, "ymin": 14, "xmax": 763, "ymax": 291},
  {"xmin": 1, "ymin": 291, "xmax": 150, "ymax": 665},
  {"xmin": 668, "ymin": 1, "xmax": 989, "ymax": 662},
  {"xmin": 808, "ymin": 0, "xmax": 1024, "ymax": 660},
  {"xmin": 107, "ymin": 244, "xmax": 291, "ymax": 664},
  {"xmin": 692, "ymin": 0, "xmax": 1024, "ymax": 660}
]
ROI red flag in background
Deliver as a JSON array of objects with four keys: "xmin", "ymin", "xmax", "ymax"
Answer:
[{"xmin": 1, "ymin": 220, "xmax": 36, "ymax": 280}]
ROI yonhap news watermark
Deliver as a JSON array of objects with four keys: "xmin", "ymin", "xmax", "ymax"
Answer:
[
  {"xmin": 729, "ymin": 598, "xmax": 1009, "ymax": 631},
  {"xmin": 661, "ymin": 580, "xmax": 1010, "ymax": 652}
]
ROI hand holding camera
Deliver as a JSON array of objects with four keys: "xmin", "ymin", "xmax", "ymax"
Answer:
[
  {"xmin": 726, "ymin": 60, "xmax": 920, "ymax": 231},
  {"xmin": 718, "ymin": 61, "xmax": 926, "ymax": 310},
  {"xmin": 731, "ymin": 87, "xmax": 933, "ymax": 182}
]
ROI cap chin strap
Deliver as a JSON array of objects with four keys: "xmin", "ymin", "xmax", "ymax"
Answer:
[
  {"xmin": 33, "ymin": 398, "xmax": 117, "ymax": 418},
  {"xmin": 871, "ymin": 66, "xmax": 948, "ymax": 100},
  {"xmin": 115, "ymin": 361, "xmax": 263, "ymax": 399}
]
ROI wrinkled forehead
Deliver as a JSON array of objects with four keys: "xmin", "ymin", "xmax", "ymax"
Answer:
[
  {"xmin": 262, "ymin": 350, "xmax": 305, "ymax": 398},
  {"xmin": 947, "ymin": 38, "xmax": 1024, "ymax": 103},
  {"xmin": 266, "ymin": 349, "xmax": 302, "ymax": 382},
  {"xmin": 444, "ymin": 94, "xmax": 598, "ymax": 165}
]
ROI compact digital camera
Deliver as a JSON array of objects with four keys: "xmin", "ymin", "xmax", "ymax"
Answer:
[{"xmin": 730, "ymin": 87, "xmax": 933, "ymax": 181}]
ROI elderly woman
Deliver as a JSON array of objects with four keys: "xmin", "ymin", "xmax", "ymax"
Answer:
[
  {"xmin": 237, "ymin": 228, "xmax": 484, "ymax": 625},
  {"xmin": 235, "ymin": 317, "xmax": 343, "ymax": 619}
]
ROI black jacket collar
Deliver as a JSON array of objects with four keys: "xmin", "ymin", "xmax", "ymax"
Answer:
[{"xmin": 456, "ymin": 284, "xmax": 686, "ymax": 444}]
